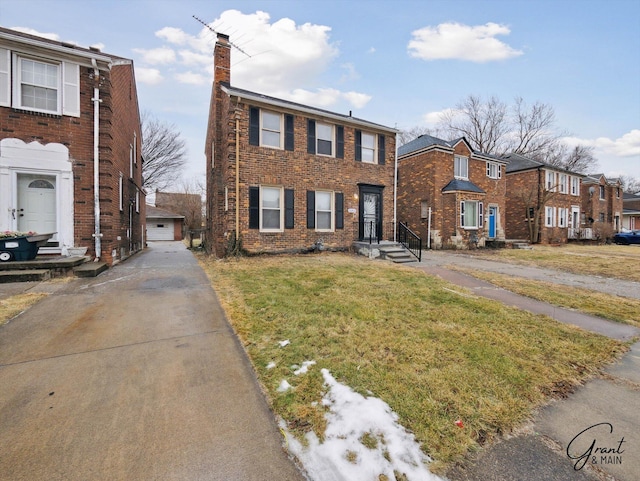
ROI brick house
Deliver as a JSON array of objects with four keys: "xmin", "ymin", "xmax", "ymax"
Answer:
[
  {"xmin": 622, "ymin": 192, "xmax": 640, "ymax": 230},
  {"xmin": 397, "ymin": 135, "xmax": 508, "ymax": 249},
  {"xmin": 581, "ymin": 174, "xmax": 623, "ymax": 239},
  {"xmin": 0, "ymin": 27, "xmax": 144, "ymax": 265},
  {"xmin": 146, "ymin": 205, "xmax": 184, "ymax": 241},
  {"xmin": 504, "ymin": 153, "xmax": 584, "ymax": 244},
  {"xmin": 205, "ymin": 33, "xmax": 396, "ymax": 256}
]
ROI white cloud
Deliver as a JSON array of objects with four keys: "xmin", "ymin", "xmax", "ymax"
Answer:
[
  {"xmin": 408, "ymin": 22, "xmax": 523, "ymax": 62},
  {"xmin": 142, "ymin": 10, "xmax": 369, "ymax": 110},
  {"xmin": 564, "ymin": 130, "xmax": 640, "ymax": 157},
  {"xmin": 368, "ymin": 47, "xmax": 376, "ymax": 54},
  {"xmin": 422, "ymin": 108, "xmax": 458, "ymax": 126},
  {"xmin": 9, "ymin": 26, "xmax": 60, "ymax": 41},
  {"xmin": 133, "ymin": 47, "xmax": 176, "ymax": 65},
  {"xmin": 135, "ymin": 68, "xmax": 163, "ymax": 85},
  {"xmin": 175, "ymin": 71, "xmax": 208, "ymax": 85}
]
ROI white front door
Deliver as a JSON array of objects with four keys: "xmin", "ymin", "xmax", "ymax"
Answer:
[{"xmin": 17, "ymin": 174, "xmax": 57, "ymax": 234}]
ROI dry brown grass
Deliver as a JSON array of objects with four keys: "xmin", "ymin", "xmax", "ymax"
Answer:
[
  {"xmin": 0, "ymin": 292, "xmax": 48, "ymax": 326},
  {"xmin": 198, "ymin": 252, "xmax": 625, "ymax": 473},
  {"xmin": 467, "ymin": 244, "xmax": 640, "ymax": 282}
]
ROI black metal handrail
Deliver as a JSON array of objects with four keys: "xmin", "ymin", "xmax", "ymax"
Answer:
[{"xmin": 398, "ymin": 222, "xmax": 422, "ymax": 261}]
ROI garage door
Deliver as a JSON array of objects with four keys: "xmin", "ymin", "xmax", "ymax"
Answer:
[{"xmin": 147, "ymin": 220, "xmax": 174, "ymax": 241}]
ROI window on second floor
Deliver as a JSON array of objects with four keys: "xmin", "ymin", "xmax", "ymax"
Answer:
[
  {"xmin": 486, "ymin": 162, "xmax": 502, "ymax": 179},
  {"xmin": 454, "ymin": 156, "xmax": 468, "ymax": 180},
  {"xmin": 248, "ymin": 107, "xmax": 294, "ymax": 151},
  {"xmin": 307, "ymin": 119, "xmax": 344, "ymax": 158},
  {"xmin": 571, "ymin": 176, "xmax": 580, "ymax": 196},
  {"xmin": 599, "ymin": 185, "xmax": 605, "ymax": 200},
  {"xmin": 559, "ymin": 174, "xmax": 568, "ymax": 193},
  {"xmin": 355, "ymin": 130, "xmax": 386, "ymax": 165},
  {"xmin": 0, "ymin": 50, "xmax": 80, "ymax": 117},
  {"xmin": 546, "ymin": 171, "xmax": 556, "ymax": 191}
]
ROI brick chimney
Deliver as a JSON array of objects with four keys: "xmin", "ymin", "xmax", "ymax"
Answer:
[{"xmin": 214, "ymin": 33, "xmax": 231, "ymax": 85}]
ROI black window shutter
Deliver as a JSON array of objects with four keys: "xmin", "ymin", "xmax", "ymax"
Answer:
[
  {"xmin": 285, "ymin": 189, "xmax": 294, "ymax": 229},
  {"xmin": 335, "ymin": 192, "xmax": 344, "ymax": 229},
  {"xmin": 336, "ymin": 125, "xmax": 344, "ymax": 159},
  {"xmin": 249, "ymin": 187, "xmax": 260, "ymax": 229},
  {"xmin": 284, "ymin": 114, "xmax": 294, "ymax": 151},
  {"xmin": 307, "ymin": 119, "xmax": 316, "ymax": 154},
  {"xmin": 249, "ymin": 107, "xmax": 260, "ymax": 146},
  {"xmin": 378, "ymin": 134, "xmax": 386, "ymax": 165},
  {"xmin": 306, "ymin": 190, "xmax": 315, "ymax": 229},
  {"xmin": 355, "ymin": 130, "xmax": 362, "ymax": 162}
]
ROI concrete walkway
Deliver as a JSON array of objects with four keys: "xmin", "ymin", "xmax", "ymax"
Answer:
[
  {"xmin": 0, "ymin": 242, "xmax": 304, "ymax": 481},
  {"xmin": 412, "ymin": 251, "xmax": 640, "ymax": 481}
]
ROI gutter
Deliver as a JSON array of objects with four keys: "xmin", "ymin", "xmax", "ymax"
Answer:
[{"xmin": 91, "ymin": 58, "xmax": 102, "ymax": 260}]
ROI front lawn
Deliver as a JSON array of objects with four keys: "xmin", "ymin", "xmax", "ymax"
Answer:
[
  {"xmin": 466, "ymin": 244, "xmax": 640, "ymax": 282},
  {"xmin": 199, "ymin": 253, "xmax": 625, "ymax": 474}
]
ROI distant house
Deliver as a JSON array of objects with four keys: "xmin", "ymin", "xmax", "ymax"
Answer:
[
  {"xmin": 205, "ymin": 33, "xmax": 397, "ymax": 256},
  {"xmin": 146, "ymin": 205, "xmax": 184, "ymax": 241},
  {"xmin": 581, "ymin": 174, "xmax": 623, "ymax": 238},
  {"xmin": 397, "ymin": 135, "xmax": 508, "ymax": 249},
  {"xmin": 622, "ymin": 192, "xmax": 640, "ymax": 230},
  {"xmin": 504, "ymin": 153, "xmax": 584, "ymax": 244},
  {"xmin": 155, "ymin": 190, "xmax": 203, "ymax": 237},
  {"xmin": 0, "ymin": 27, "xmax": 144, "ymax": 265}
]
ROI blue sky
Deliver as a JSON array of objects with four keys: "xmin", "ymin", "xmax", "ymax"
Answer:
[{"xmin": 2, "ymin": 0, "xmax": 639, "ymax": 185}]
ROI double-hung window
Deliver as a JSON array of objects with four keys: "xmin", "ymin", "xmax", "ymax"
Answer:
[
  {"xmin": 361, "ymin": 132, "xmax": 376, "ymax": 163},
  {"xmin": 19, "ymin": 57, "xmax": 59, "ymax": 112},
  {"xmin": 546, "ymin": 171, "xmax": 556, "ymax": 191},
  {"xmin": 599, "ymin": 185, "xmax": 605, "ymax": 200},
  {"xmin": 558, "ymin": 208, "xmax": 567, "ymax": 228},
  {"xmin": 454, "ymin": 156, "xmax": 468, "ymax": 180},
  {"xmin": 486, "ymin": 162, "xmax": 501, "ymax": 179},
  {"xmin": 316, "ymin": 122, "xmax": 333, "ymax": 156},
  {"xmin": 571, "ymin": 176, "xmax": 580, "ymax": 196},
  {"xmin": 460, "ymin": 200, "xmax": 482, "ymax": 229},
  {"xmin": 559, "ymin": 174, "xmax": 567, "ymax": 194},
  {"xmin": 261, "ymin": 186, "xmax": 283, "ymax": 231},
  {"xmin": 261, "ymin": 110, "xmax": 282, "ymax": 148},
  {"xmin": 315, "ymin": 191, "xmax": 333, "ymax": 231},
  {"xmin": 545, "ymin": 206, "xmax": 556, "ymax": 227}
]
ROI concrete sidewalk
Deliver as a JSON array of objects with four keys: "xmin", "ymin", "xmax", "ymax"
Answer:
[
  {"xmin": 0, "ymin": 242, "xmax": 305, "ymax": 481},
  {"xmin": 411, "ymin": 252, "xmax": 640, "ymax": 481}
]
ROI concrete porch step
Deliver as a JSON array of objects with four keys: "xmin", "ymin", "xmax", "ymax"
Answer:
[
  {"xmin": 378, "ymin": 246, "xmax": 418, "ymax": 263},
  {"xmin": 512, "ymin": 242, "xmax": 533, "ymax": 250},
  {"xmin": 0, "ymin": 269, "xmax": 51, "ymax": 283},
  {"xmin": 73, "ymin": 262, "xmax": 109, "ymax": 278}
]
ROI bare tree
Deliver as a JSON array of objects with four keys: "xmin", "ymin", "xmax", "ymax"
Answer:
[
  {"xmin": 141, "ymin": 111, "xmax": 188, "ymax": 191},
  {"xmin": 397, "ymin": 125, "xmax": 434, "ymax": 146},
  {"xmin": 435, "ymin": 95, "xmax": 598, "ymax": 173},
  {"xmin": 517, "ymin": 181, "xmax": 561, "ymax": 243},
  {"xmin": 620, "ymin": 175, "xmax": 640, "ymax": 194},
  {"xmin": 155, "ymin": 177, "xmax": 204, "ymax": 242}
]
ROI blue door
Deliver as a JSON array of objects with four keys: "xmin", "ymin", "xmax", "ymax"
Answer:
[{"xmin": 488, "ymin": 207, "xmax": 497, "ymax": 239}]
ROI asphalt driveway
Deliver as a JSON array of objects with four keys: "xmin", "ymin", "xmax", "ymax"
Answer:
[{"xmin": 0, "ymin": 242, "xmax": 304, "ymax": 481}]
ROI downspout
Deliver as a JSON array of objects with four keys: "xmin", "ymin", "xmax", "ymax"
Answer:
[
  {"xmin": 393, "ymin": 132, "xmax": 398, "ymax": 243},
  {"xmin": 91, "ymin": 58, "xmax": 102, "ymax": 260},
  {"xmin": 235, "ymin": 100, "xmax": 241, "ymax": 241}
]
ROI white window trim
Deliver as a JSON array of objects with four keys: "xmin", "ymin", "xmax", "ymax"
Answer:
[
  {"xmin": 260, "ymin": 109, "xmax": 284, "ymax": 149},
  {"xmin": 260, "ymin": 185, "xmax": 284, "ymax": 233},
  {"xmin": 559, "ymin": 174, "xmax": 567, "ymax": 194},
  {"xmin": 361, "ymin": 132, "xmax": 377, "ymax": 164},
  {"xmin": 460, "ymin": 200, "xmax": 481, "ymax": 229},
  {"xmin": 599, "ymin": 185, "xmax": 606, "ymax": 200},
  {"xmin": 129, "ymin": 144, "xmax": 134, "ymax": 178},
  {"xmin": 486, "ymin": 162, "xmax": 501, "ymax": 179},
  {"xmin": 316, "ymin": 122, "xmax": 334, "ymax": 157},
  {"xmin": 545, "ymin": 206, "xmax": 556, "ymax": 227},
  {"xmin": 119, "ymin": 173, "xmax": 124, "ymax": 211},
  {"xmin": 558, "ymin": 207, "xmax": 567, "ymax": 228},
  {"xmin": 571, "ymin": 176, "xmax": 580, "ymax": 196},
  {"xmin": 546, "ymin": 171, "xmax": 556, "ymax": 191},
  {"xmin": 315, "ymin": 190, "xmax": 334, "ymax": 232},
  {"xmin": 13, "ymin": 54, "xmax": 61, "ymax": 115},
  {"xmin": 135, "ymin": 189, "xmax": 140, "ymax": 213},
  {"xmin": 133, "ymin": 132, "xmax": 137, "ymax": 165},
  {"xmin": 454, "ymin": 155, "xmax": 469, "ymax": 180}
]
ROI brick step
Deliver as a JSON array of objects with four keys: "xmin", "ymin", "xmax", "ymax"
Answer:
[{"xmin": 0, "ymin": 269, "xmax": 51, "ymax": 283}]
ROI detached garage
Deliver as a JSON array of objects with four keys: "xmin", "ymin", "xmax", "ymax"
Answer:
[{"xmin": 146, "ymin": 206, "xmax": 185, "ymax": 241}]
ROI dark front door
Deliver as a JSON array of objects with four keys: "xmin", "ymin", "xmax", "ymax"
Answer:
[{"xmin": 359, "ymin": 185, "xmax": 383, "ymax": 242}]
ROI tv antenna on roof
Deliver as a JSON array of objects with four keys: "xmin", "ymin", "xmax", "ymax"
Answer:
[{"xmin": 192, "ymin": 15, "xmax": 251, "ymax": 58}]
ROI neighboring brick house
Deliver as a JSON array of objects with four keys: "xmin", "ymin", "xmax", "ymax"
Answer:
[
  {"xmin": 0, "ymin": 27, "xmax": 144, "ymax": 265},
  {"xmin": 622, "ymin": 192, "xmax": 640, "ymax": 230},
  {"xmin": 504, "ymin": 153, "xmax": 584, "ymax": 244},
  {"xmin": 397, "ymin": 135, "xmax": 507, "ymax": 249},
  {"xmin": 581, "ymin": 174, "xmax": 623, "ymax": 239},
  {"xmin": 205, "ymin": 33, "xmax": 396, "ymax": 256}
]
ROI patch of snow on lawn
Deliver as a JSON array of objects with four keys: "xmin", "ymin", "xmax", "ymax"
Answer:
[
  {"xmin": 279, "ymin": 339, "xmax": 291, "ymax": 347},
  {"xmin": 266, "ymin": 362, "xmax": 277, "ymax": 369},
  {"xmin": 283, "ymin": 368, "xmax": 443, "ymax": 481},
  {"xmin": 294, "ymin": 360, "xmax": 316, "ymax": 375},
  {"xmin": 277, "ymin": 380, "xmax": 292, "ymax": 392}
]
